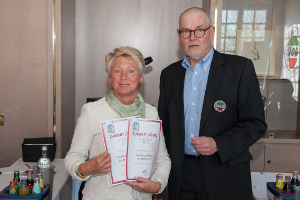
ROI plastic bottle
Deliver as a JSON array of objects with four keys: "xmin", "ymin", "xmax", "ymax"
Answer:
[
  {"xmin": 32, "ymin": 178, "xmax": 41, "ymax": 194},
  {"xmin": 18, "ymin": 179, "xmax": 29, "ymax": 195},
  {"xmin": 291, "ymin": 170, "xmax": 299, "ymax": 186},
  {"xmin": 9, "ymin": 181, "xmax": 18, "ymax": 195}
]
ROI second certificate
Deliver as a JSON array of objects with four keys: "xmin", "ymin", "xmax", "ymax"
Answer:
[{"xmin": 126, "ymin": 118, "xmax": 161, "ymax": 181}]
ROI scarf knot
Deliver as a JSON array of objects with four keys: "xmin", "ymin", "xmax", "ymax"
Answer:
[{"xmin": 105, "ymin": 90, "xmax": 145, "ymax": 118}]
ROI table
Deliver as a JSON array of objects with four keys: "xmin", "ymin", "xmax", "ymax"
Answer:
[
  {"xmin": 1, "ymin": 160, "xmax": 292, "ymax": 200},
  {"xmin": 251, "ymin": 171, "xmax": 293, "ymax": 200},
  {"xmin": 0, "ymin": 158, "xmax": 78, "ymax": 200},
  {"xmin": 70, "ymin": 172, "xmax": 292, "ymax": 200}
]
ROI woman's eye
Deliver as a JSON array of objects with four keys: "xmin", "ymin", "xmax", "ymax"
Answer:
[
  {"xmin": 129, "ymin": 70, "xmax": 134, "ymax": 73},
  {"xmin": 114, "ymin": 70, "xmax": 120, "ymax": 73}
]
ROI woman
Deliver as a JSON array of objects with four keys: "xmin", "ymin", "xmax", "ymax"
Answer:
[{"xmin": 64, "ymin": 46, "xmax": 171, "ymax": 200}]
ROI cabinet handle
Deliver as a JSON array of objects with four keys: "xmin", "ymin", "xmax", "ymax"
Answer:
[{"xmin": 267, "ymin": 160, "xmax": 271, "ymax": 163}]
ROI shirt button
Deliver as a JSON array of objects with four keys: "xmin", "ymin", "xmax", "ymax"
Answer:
[
  {"xmin": 193, "ymin": 150, "xmax": 196, "ymax": 152},
  {"xmin": 192, "ymin": 103, "xmax": 195, "ymax": 105},
  {"xmin": 191, "ymin": 119, "xmax": 194, "ymax": 121},
  {"xmin": 195, "ymin": 72, "xmax": 197, "ymax": 74},
  {"xmin": 191, "ymin": 135, "xmax": 194, "ymax": 137},
  {"xmin": 193, "ymin": 87, "xmax": 196, "ymax": 90},
  {"xmin": 204, "ymin": 68, "xmax": 207, "ymax": 70}
]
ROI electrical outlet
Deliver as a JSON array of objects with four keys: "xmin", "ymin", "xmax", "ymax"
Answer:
[
  {"xmin": 269, "ymin": 132, "xmax": 274, "ymax": 139},
  {"xmin": 0, "ymin": 114, "xmax": 3, "ymax": 126}
]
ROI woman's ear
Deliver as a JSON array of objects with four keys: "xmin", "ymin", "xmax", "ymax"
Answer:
[
  {"xmin": 140, "ymin": 72, "xmax": 145, "ymax": 83},
  {"xmin": 108, "ymin": 74, "xmax": 112, "ymax": 83}
]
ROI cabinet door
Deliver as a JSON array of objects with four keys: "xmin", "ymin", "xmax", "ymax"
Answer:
[
  {"xmin": 264, "ymin": 144, "xmax": 300, "ymax": 172},
  {"xmin": 250, "ymin": 144, "xmax": 265, "ymax": 171}
]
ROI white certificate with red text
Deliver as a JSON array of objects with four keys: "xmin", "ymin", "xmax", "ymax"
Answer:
[
  {"xmin": 101, "ymin": 118, "xmax": 130, "ymax": 186},
  {"xmin": 126, "ymin": 118, "xmax": 161, "ymax": 181}
]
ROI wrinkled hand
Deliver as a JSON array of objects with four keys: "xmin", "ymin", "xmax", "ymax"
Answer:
[
  {"xmin": 125, "ymin": 177, "xmax": 161, "ymax": 193},
  {"xmin": 191, "ymin": 136, "xmax": 218, "ymax": 156},
  {"xmin": 78, "ymin": 151, "xmax": 111, "ymax": 176}
]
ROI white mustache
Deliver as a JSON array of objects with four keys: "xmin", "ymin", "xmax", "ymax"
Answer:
[{"xmin": 187, "ymin": 43, "xmax": 200, "ymax": 47}]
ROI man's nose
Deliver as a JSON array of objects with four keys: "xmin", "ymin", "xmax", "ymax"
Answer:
[{"xmin": 190, "ymin": 31, "xmax": 197, "ymax": 40}]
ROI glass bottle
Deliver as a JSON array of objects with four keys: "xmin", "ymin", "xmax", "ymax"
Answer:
[
  {"xmin": 37, "ymin": 173, "xmax": 44, "ymax": 189},
  {"xmin": 282, "ymin": 176, "xmax": 292, "ymax": 193},
  {"xmin": 275, "ymin": 174, "xmax": 284, "ymax": 189},
  {"xmin": 38, "ymin": 146, "xmax": 51, "ymax": 168},
  {"xmin": 18, "ymin": 179, "xmax": 29, "ymax": 195},
  {"xmin": 9, "ymin": 181, "xmax": 18, "ymax": 195},
  {"xmin": 27, "ymin": 169, "xmax": 34, "ymax": 188},
  {"xmin": 32, "ymin": 178, "xmax": 41, "ymax": 194},
  {"xmin": 13, "ymin": 171, "xmax": 20, "ymax": 189},
  {"xmin": 291, "ymin": 170, "xmax": 299, "ymax": 186}
]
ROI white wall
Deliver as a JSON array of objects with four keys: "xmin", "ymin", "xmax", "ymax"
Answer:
[
  {"xmin": 75, "ymin": 0, "xmax": 203, "ymax": 120},
  {"xmin": 0, "ymin": 0, "xmax": 50, "ymax": 167}
]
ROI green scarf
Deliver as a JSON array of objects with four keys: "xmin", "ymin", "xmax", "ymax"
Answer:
[{"xmin": 105, "ymin": 90, "xmax": 145, "ymax": 118}]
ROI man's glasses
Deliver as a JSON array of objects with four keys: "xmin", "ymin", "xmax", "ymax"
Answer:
[{"xmin": 179, "ymin": 26, "xmax": 211, "ymax": 39}]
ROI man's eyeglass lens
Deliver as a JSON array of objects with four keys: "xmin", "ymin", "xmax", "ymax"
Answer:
[{"xmin": 180, "ymin": 26, "xmax": 211, "ymax": 39}]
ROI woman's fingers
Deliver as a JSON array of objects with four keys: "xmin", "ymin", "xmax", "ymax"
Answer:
[
  {"xmin": 125, "ymin": 177, "xmax": 161, "ymax": 193},
  {"xmin": 84, "ymin": 152, "xmax": 112, "ymax": 174}
]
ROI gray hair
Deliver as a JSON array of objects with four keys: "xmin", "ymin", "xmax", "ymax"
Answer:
[
  {"xmin": 179, "ymin": 7, "xmax": 212, "ymax": 27},
  {"xmin": 105, "ymin": 46, "xmax": 145, "ymax": 76}
]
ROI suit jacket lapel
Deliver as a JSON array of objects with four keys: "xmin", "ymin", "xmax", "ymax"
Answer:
[
  {"xmin": 200, "ymin": 50, "xmax": 225, "ymax": 129},
  {"xmin": 173, "ymin": 63, "xmax": 186, "ymax": 136}
]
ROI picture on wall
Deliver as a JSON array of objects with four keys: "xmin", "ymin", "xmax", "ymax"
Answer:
[{"xmin": 235, "ymin": 29, "xmax": 275, "ymax": 77}]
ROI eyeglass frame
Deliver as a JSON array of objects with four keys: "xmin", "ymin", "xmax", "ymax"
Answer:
[{"xmin": 178, "ymin": 26, "xmax": 212, "ymax": 39}]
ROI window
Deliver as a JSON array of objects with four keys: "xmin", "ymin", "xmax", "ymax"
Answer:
[
  {"xmin": 220, "ymin": 9, "xmax": 267, "ymax": 55},
  {"xmin": 221, "ymin": 10, "xmax": 238, "ymax": 54},
  {"xmin": 241, "ymin": 10, "xmax": 266, "ymax": 42}
]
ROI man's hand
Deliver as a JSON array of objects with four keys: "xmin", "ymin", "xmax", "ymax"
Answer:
[
  {"xmin": 191, "ymin": 136, "xmax": 218, "ymax": 156},
  {"xmin": 125, "ymin": 177, "xmax": 161, "ymax": 193}
]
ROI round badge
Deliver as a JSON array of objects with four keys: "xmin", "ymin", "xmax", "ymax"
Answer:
[{"xmin": 214, "ymin": 100, "xmax": 226, "ymax": 112}]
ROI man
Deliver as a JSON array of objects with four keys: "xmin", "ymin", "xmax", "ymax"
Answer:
[{"xmin": 158, "ymin": 7, "xmax": 267, "ymax": 200}]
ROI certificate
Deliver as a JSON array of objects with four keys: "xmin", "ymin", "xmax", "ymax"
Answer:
[
  {"xmin": 126, "ymin": 118, "xmax": 161, "ymax": 181},
  {"xmin": 101, "ymin": 118, "xmax": 129, "ymax": 185}
]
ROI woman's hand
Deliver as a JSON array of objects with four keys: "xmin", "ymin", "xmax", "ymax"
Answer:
[
  {"xmin": 78, "ymin": 151, "xmax": 111, "ymax": 176},
  {"xmin": 125, "ymin": 177, "xmax": 161, "ymax": 193}
]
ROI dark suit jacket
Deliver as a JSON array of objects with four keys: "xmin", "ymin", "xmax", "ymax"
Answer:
[{"xmin": 158, "ymin": 50, "xmax": 267, "ymax": 200}]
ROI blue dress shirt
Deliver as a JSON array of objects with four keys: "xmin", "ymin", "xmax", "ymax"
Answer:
[{"xmin": 182, "ymin": 47, "xmax": 214, "ymax": 155}]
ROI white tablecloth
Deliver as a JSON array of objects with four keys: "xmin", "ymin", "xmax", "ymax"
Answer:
[
  {"xmin": 0, "ymin": 158, "xmax": 76, "ymax": 200},
  {"xmin": 251, "ymin": 171, "xmax": 293, "ymax": 200},
  {"xmin": 1, "ymin": 161, "xmax": 292, "ymax": 200}
]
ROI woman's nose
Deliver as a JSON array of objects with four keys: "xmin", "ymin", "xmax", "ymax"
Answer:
[{"xmin": 120, "ymin": 71, "xmax": 127, "ymax": 79}]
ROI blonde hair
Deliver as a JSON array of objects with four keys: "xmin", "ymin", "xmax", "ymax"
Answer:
[{"xmin": 105, "ymin": 46, "xmax": 145, "ymax": 76}]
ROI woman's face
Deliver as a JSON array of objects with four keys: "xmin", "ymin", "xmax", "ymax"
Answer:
[{"xmin": 108, "ymin": 56, "xmax": 144, "ymax": 102}]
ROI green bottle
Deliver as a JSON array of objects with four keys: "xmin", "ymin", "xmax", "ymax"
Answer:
[{"xmin": 13, "ymin": 171, "xmax": 20, "ymax": 189}]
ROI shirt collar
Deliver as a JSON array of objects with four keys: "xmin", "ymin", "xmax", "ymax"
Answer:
[{"xmin": 182, "ymin": 47, "xmax": 214, "ymax": 71}]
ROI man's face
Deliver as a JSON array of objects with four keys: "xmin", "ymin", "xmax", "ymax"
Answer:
[{"xmin": 178, "ymin": 11, "xmax": 215, "ymax": 64}]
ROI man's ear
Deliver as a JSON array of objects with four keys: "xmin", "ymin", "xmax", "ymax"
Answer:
[
  {"xmin": 209, "ymin": 26, "xmax": 216, "ymax": 41},
  {"xmin": 177, "ymin": 29, "xmax": 181, "ymax": 40}
]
